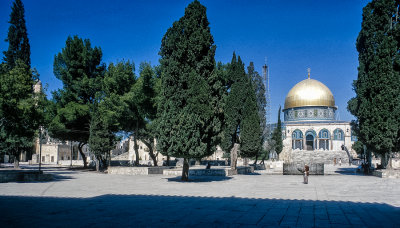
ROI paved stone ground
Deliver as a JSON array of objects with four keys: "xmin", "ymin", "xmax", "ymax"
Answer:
[{"xmin": 0, "ymin": 165, "xmax": 399, "ymax": 227}]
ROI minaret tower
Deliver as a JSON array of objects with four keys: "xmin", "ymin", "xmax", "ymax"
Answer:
[{"xmin": 262, "ymin": 58, "xmax": 271, "ymax": 138}]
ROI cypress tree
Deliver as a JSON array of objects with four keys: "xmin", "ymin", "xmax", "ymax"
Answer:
[
  {"xmin": 3, "ymin": 0, "xmax": 31, "ymax": 70},
  {"xmin": 248, "ymin": 62, "xmax": 266, "ymax": 163},
  {"xmin": 157, "ymin": 0, "xmax": 218, "ymax": 181},
  {"xmin": 221, "ymin": 53, "xmax": 247, "ymax": 153},
  {"xmin": 0, "ymin": 0, "xmax": 41, "ymax": 168},
  {"xmin": 222, "ymin": 54, "xmax": 262, "ymax": 163},
  {"xmin": 272, "ymin": 106, "xmax": 283, "ymax": 160},
  {"xmin": 0, "ymin": 61, "xmax": 38, "ymax": 168},
  {"xmin": 348, "ymin": 0, "xmax": 400, "ymax": 167}
]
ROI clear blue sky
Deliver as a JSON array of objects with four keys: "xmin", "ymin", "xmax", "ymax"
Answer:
[{"xmin": 0, "ymin": 0, "xmax": 368, "ymax": 122}]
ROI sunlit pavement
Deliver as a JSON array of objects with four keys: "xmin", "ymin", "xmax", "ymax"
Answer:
[{"xmin": 1, "ymin": 165, "xmax": 399, "ymax": 227}]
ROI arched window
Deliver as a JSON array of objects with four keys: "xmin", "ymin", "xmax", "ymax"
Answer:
[
  {"xmin": 318, "ymin": 129, "xmax": 330, "ymax": 150},
  {"xmin": 333, "ymin": 129, "xmax": 344, "ymax": 141},
  {"xmin": 318, "ymin": 129, "xmax": 330, "ymax": 139},
  {"xmin": 292, "ymin": 129, "xmax": 303, "ymax": 150},
  {"xmin": 292, "ymin": 129, "xmax": 303, "ymax": 139}
]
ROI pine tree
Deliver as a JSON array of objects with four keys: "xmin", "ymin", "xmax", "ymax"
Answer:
[
  {"xmin": 122, "ymin": 62, "xmax": 157, "ymax": 166},
  {"xmin": 48, "ymin": 36, "xmax": 105, "ymax": 168},
  {"xmin": 157, "ymin": 0, "xmax": 219, "ymax": 181},
  {"xmin": 89, "ymin": 108, "xmax": 116, "ymax": 171},
  {"xmin": 272, "ymin": 106, "xmax": 283, "ymax": 160},
  {"xmin": 348, "ymin": 0, "xmax": 400, "ymax": 168},
  {"xmin": 3, "ymin": 0, "xmax": 31, "ymax": 70}
]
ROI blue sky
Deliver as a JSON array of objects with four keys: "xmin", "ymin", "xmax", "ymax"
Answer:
[{"xmin": 0, "ymin": 0, "xmax": 368, "ymax": 122}]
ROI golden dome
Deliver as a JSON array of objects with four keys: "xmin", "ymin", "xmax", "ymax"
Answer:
[{"xmin": 284, "ymin": 78, "xmax": 335, "ymax": 110}]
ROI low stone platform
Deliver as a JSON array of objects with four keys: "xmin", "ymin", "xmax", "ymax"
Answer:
[
  {"xmin": 373, "ymin": 169, "xmax": 400, "ymax": 178},
  {"xmin": 108, "ymin": 166, "xmax": 173, "ymax": 175},
  {"xmin": 0, "ymin": 169, "xmax": 53, "ymax": 183},
  {"xmin": 163, "ymin": 166, "xmax": 254, "ymax": 176},
  {"xmin": 283, "ymin": 163, "xmax": 324, "ymax": 175}
]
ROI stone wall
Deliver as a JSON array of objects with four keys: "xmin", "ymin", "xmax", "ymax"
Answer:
[
  {"xmin": 0, "ymin": 170, "xmax": 53, "ymax": 183},
  {"xmin": 58, "ymin": 160, "xmax": 84, "ymax": 166},
  {"xmin": 108, "ymin": 166, "xmax": 172, "ymax": 175},
  {"xmin": 289, "ymin": 150, "xmax": 350, "ymax": 165},
  {"xmin": 163, "ymin": 166, "xmax": 253, "ymax": 176}
]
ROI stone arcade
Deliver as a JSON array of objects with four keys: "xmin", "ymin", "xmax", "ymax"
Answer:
[{"xmin": 280, "ymin": 70, "xmax": 357, "ymax": 164}]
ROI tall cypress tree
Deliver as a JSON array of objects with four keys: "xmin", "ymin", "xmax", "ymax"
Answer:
[
  {"xmin": 157, "ymin": 0, "xmax": 219, "ymax": 181},
  {"xmin": 348, "ymin": 0, "xmax": 400, "ymax": 167},
  {"xmin": 248, "ymin": 62, "xmax": 266, "ymax": 162},
  {"xmin": 272, "ymin": 106, "xmax": 283, "ymax": 160},
  {"xmin": 3, "ymin": 0, "xmax": 31, "ymax": 70},
  {"xmin": 221, "ymin": 53, "xmax": 247, "ymax": 155},
  {"xmin": 240, "ymin": 76, "xmax": 262, "ymax": 159},
  {"xmin": 222, "ymin": 54, "xmax": 262, "ymax": 162},
  {"xmin": 0, "ymin": 0, "xmax": 40, "ymax": 168}
]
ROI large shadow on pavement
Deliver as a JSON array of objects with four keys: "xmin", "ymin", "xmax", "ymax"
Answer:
[
  {"xmin": 0, "ymin": 194, "xmax": 399, "ymax": 227},
  {"xmin": 166, "ymin": 176, "xmax": 233, "ymax": 182}
]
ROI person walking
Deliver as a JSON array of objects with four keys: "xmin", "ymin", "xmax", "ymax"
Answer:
[
  {"xmin": 303, "ymin": 164, "xmax": 310, "ymax": 184},
  {"xmin": 339, "ymin": 158, "xmax": 342, "ymax": 166}
]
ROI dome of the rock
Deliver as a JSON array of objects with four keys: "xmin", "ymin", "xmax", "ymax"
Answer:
[{"xmin": 284, "ymin": 78, "xmax": 335, "ymax": 110}]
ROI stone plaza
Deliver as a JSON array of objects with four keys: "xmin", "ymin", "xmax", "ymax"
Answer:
[{"xmin": 0, "ymin": 165, "xmax": 399, "ymax": 227}]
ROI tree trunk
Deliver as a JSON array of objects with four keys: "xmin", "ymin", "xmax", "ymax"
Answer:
[
  {"xmin": 95, "ymin": 159, "xmax": 100, "ymax": 172},
  {"xmin": 381, "ymin": 153, "xmax": 388, "ymax": 168},
  {"xmin": 166, "ymin": 155, "xmax": 170, "ymax": 166},
  {"xmin": 133, "ymin": 121, "xmax": 140, "ymax": 166},
  {"xmin": 78, "ymin": 142, "xmax": 87, "ymax": 168},
  {"xmin": 230, "ymin": 143, "xmax": 239, "ymax": 170},
  {"xmin": 260, "ymin": 153, "xmax": 267, "ymax": 164},
  {"xmin": 253, "ymin": 155, "xmax": 258, "ymax": 165},
  {"xmin": 13, "ymin": 154, "xmax": 20, "ymax": 169},
  {"xmin": 143, "ymin": 139, "xmax": 157, "ymax": 166},
  {"xmin": 387, "ymin": 152, "xmax": 393, "ymax": 170},
  {"xmin": 243, "ymin": 158, "xmax": 248, "ymax": 166},
  {"xmin": 181, "ymin": 158, "xmax": 189, "ymax": 181},
  {"xmin": 107, "ymin": 151, "xmax": 111, "ymax": 169}
]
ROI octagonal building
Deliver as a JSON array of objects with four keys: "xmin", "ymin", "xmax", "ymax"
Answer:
[{"xmin": 279, "ymin": 71, "xmax": 357, "ymax": 165}]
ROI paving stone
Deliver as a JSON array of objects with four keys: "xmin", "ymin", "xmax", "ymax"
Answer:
[{"xmin": 0, "ymin": 165, "xmax": 399, "ymax": 227}]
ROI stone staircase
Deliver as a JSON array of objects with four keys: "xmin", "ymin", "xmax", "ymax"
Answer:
[
  {"xmin": 289, "ymin": 150, "xmax": 350, "ymax": 165},
  {"xmin": 111, "ymin": 152, "xmax": 129, "ymax": 160}
]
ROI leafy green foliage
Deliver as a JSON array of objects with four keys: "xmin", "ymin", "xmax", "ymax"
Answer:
[
  {"xmin": 3, "ymin": 0, "xmax": 30, "ymax": 70},
  {"xmin": 0, "ymin": 61, "xmax": 39, "ymax": 162},
  {"xmin": 48, "ymin": 36, "xmax": 105, "ymax": 167},
  {"xmin": 348, "ymin": 0, "xmax": 400, "ymax": 164},
  {"xmin": 352, "ymin": 141, "xmax": 364, "ymax": 156},
  {"xmin": 89, "ymin": 108, "xmax": 116, "ymax": 170}
]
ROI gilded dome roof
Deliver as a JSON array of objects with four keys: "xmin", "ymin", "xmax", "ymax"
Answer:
[{"xmin": 284, "ymin": 78, "xmax": 335, "ymax": 110}]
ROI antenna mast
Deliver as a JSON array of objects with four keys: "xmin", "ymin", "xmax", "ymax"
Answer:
[{"xmin": 262, "ymin": 57, "xmax": 271, "ymax": 139}]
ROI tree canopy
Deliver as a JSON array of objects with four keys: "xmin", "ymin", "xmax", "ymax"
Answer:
[
  {"xmin": 3, "ymin": 0, "xmax": 30, "ymax": 70},
  {"xmin": 157, "ymin": 0, "xmax": 221, "ymax": 180},
  {"xmin": 348, "ymin": 0, "xmax": 400, "ymax": 167},
  {"xmin": 48, "ymin": 35, "xmax": 105, "ymax": 167}
]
